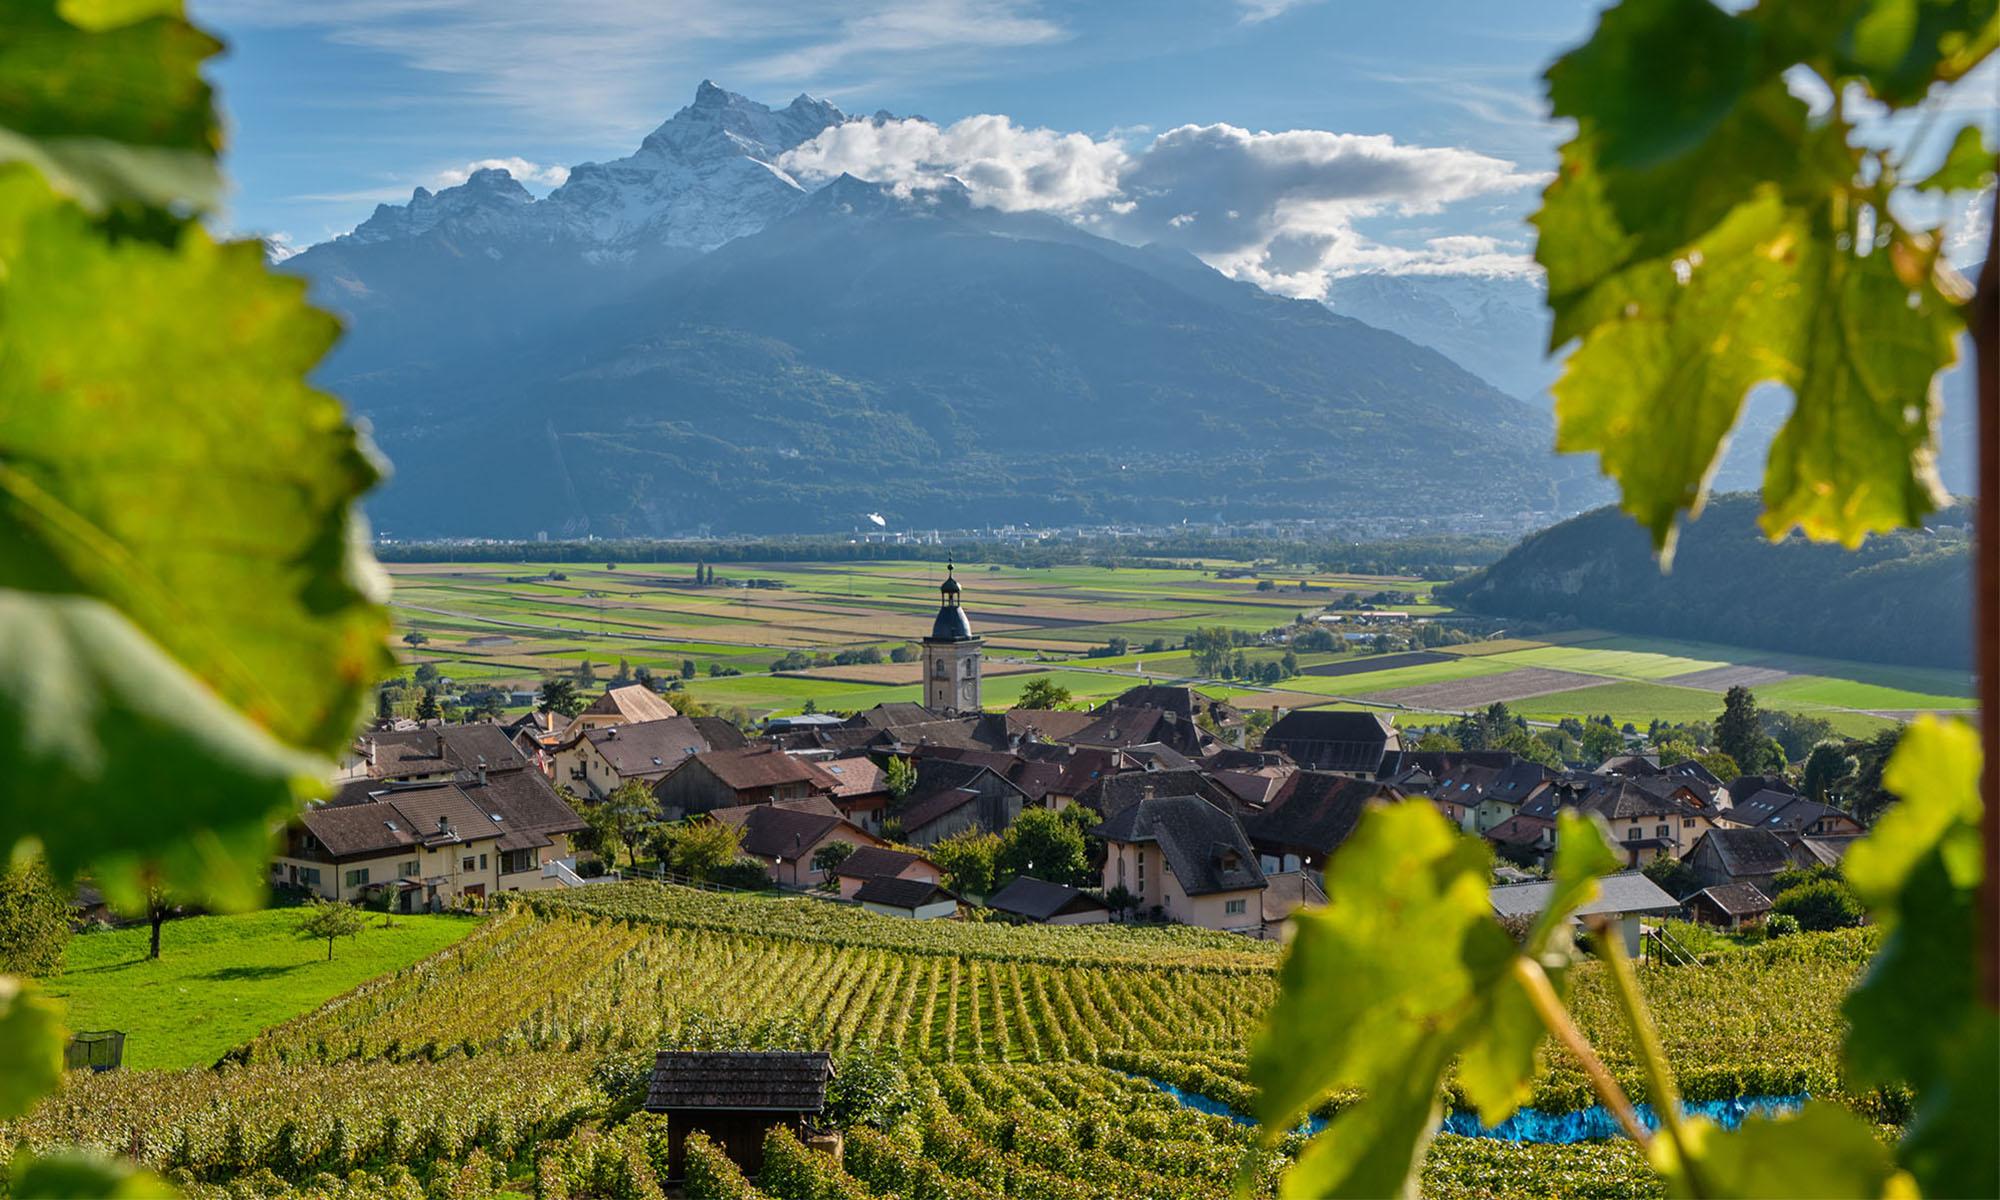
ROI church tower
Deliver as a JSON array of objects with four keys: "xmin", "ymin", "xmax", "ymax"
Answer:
[{"xmin": 922, "ymin": 559, "xmax": 982, "ymax": 715}]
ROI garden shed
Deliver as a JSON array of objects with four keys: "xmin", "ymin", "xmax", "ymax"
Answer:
[{"xmin": 644, "ymin": 1050, "xmax": 834, "ymax": 1179}]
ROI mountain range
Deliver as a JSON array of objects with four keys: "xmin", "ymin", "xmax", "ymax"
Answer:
[{"xmin": 288, "ymin": 82, "xmax": 1956, "ymax": 539}]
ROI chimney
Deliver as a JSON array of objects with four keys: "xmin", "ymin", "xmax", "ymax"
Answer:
[
  {"xmin": 475, "ymin": 755, "xmax": 488, "ymax": 786},
  {"xmin": 1141, "ymin": 782, "xmax": 1155, "ymax": 801},
  {"xmin": 437, "ymin": 816, "xmax": 451, "ymax": 835}
]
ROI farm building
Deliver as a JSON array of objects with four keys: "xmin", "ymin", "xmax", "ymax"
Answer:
[
  {"xmin": 1685, "ymin": 883, "xmax": 1773, "ymax": 930},
  {"xmin": 644, "ymin": 1050, "xmax": 834, "ymax": 1179},
  {"xmin": 832, "ymin": 846, "xmax": 942, "ymax": 899},
  {"xmin": 985, "ymin": 877, "xmax": 1110, "ymax": 925},
  {"xmin": 1094, "ymin": 794, "xmax": 1267, "ymax": 933},
  {"xmin": 553, "ymin": 716, "xmax": 745, "ymax": 800},
  {"xmin": 853, "ymin": 876, "xmax": 959, "ymax": 919},
  {"xmin": 726, "ymin": 804, "xmax": 885, "ymax": 888},
  {"xmin": 654, "ymin": 746, "xmax": 840, "ymax": 818},
  {"xmin": 561, "ymin": 684, "xmax": 681, "ymax": 738}
]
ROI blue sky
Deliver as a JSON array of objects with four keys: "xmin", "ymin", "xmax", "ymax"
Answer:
[{"xmin": 197, "ymin": 0, "xmax": 1992, "ymax": 280}]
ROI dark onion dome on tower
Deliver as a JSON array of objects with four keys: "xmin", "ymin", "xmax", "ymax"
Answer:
[{"xmin": 928, "ymin": 560, "xmax": 973, "ymax": 642}]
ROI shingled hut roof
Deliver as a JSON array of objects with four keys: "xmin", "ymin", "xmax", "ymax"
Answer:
[{"xmin": 644, "ymin": 1051, "xmax": 834, "ymax": 1113}]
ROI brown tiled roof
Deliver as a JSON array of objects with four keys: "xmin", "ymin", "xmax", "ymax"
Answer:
[
  {"xmin": 582, "ymin": 684, "xmax": 680, "ymax": 723},
  {"xmin": 644, "ymin": 1051, "xmax": 832, "ymax": 1112},
  {"xmin": 853, "ymin": 876, "xmax": 958, "ymax": 909},
  {"xmin": 817, "ymin": 756, "xmax": 887, "ymax": 798},
  {"xmin": 834, "ymin": 846, "xmax": 934, "ymax": 880},
  {"xmin": 1244, "ymin": 772, "xmax": 1397, "ymax": 856},
  {"xmin": 1093, "ymin": 795, "xmax": 1265, "ymax": 897},
  {"xmin": 986, "ymin": 877, "xmax": 1107, "ymax": 921},
  {"xmin": 735, "ymin": 806, "xmax": 865, "ymax": 860},
  {"xmin": 1004, "ymin": 708, "xmax": 1099, "ymax": 743},
  {"xmin": 1692, "ymin": 882, "xmax": 1772, "ymax": 915},
  {"xmin": 899, "ymin": 787, "xmax": 979, "ymax": 834},
  {"xmin": 587, "ymin": 718, "xmax": 722, "ymax": 778},
  {"xmin": 695, "ymin": 746, "xmax": 838, "ymax": 792}
]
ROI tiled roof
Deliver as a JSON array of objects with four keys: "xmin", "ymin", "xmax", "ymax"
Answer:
[
  {"xmin": 587, "ymin": 718, "xmax": 721, "ymax": 777},
  {"xmin": 359, "ymin": 724, "xmax": 529, "ymax": 779},
  {"xmin": 1697, "ymin": 828, "xmax": 1796, "ymax": 877},
  {"xmin": 986, "ymin": 877, "xmax": 1108, "ymax": 921},
  {"xmin": 735, "ymin": 806, "xmax": 860, "ymax": 860},
  {"xmin": 1691, "ymin": 882, "xmax": 1772, "ymax": 915},
  {"xmin": 1074, "ymin": 768, "xmax": 1224, "ymax": 821},
  {"xmin": 645, "ymin": 1051, "xmax": 832, "ymax": 1112},
  {"xmin": 1489, "ymin": 870, "xmax": 1679, "ymax": 919},
  {"xmin": 854, "ymin": 876, "xmax": 958, "ymax": 909},
  {"xmin": 694, "ymin": 746, "xmax": 837, "ymax": 792},
  {"xmin": 1262, "ymin": 710, "xmax": 1398, "ymax": 773},
  {"xmin": 899, "ymin": 787, "xmax": 980, "ymax": 834},
  {"xmin": 817, "ymin": 756, "xmax": 887, "ymax": 798},
  {"xmin": 1244, "ymin": 772, "xmax": 1396, "ymax": 855},
  {"xmin": 1004, "ymin": 708, "xmax": 1100, "ymax": 743},
  {"xmin": 1093, "ymin": 795, "xmax": 1266, "ymax": 897},
  {"xmin": 834, "ymin": 846, "xmax": 932, "ymax": 880},
  {"xmin": 581, "ymin": 684, "xmax": 680, "ymax": 723}
]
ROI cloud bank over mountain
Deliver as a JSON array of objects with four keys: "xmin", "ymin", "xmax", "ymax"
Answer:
[{"xmin": 777, "ymin": 113, "xmax": 1543, "ymax": 296}]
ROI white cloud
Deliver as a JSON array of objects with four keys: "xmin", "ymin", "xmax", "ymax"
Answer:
[
  {"xmin": 435, "ymin": 157, "xmax": 571, "ymax": 190},
  {"xmin": 784, "ymin": 113, "xmax": 1541, "ymax": 295},
  {"xmin": 739, "ymin": 0, "xmax": 1065, "ymax": 81},
  {"xmin": 779, "ymin": 115, "xmax": 1127, "ymax": 211}
]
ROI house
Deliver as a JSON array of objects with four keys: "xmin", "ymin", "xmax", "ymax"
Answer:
[
  {"xmin": 1071, "ymin": 768, "xmax": 1235, "ymax": 824},
  {"xmin": 555, "ymin": 717, "xmax": 746, "ymax": 799},
  {"xmin": 1724, "ymin": 774, "xmax": 1795, "ymax": 809},
  {"xmin": 986, "ymin": 877, "xmax": 1111, "ymax": 925},
  {"xmin": 1261, "ymin": 710, "xmax": 1400, "ymax": 776},
  {"xmin": 1259, "ymin": 870, "xmax": 1329, "ymax": 932},
  {"xmin": 276, "ymin": 758, "xmax": 587, "ymax": 909},
  {"xmin": 1243, "ymin": 772, "xmax": 1398, "ymax": 874},
  {"xmin": 654, "ymin": 746, "xmax": 839, "ymax": 819},
  {"xmin": 644, "ymin": 1051, "xmax": 833, "ymax": 1179},
  {"xmin": 817, "ymin": 755, "xmax": 892, "ymax": 834},
  {"xmin": 1724, "ymin": 790, "xmax": 1866, "ymax": 837},
  {"xmin": 1066, "ymin": 705, "xmax": 1216, "ymax": 756},
  {"xmin": 1594, "ymin": 753, "xmax": 1663, "ymax": 777},
  {"xmin": 1572, "ymin": 780, "xmax": 1719, "ymax": 866},
  {"xmin": 1094, "ymin": 795, "xmax": 1267, "ymax": 933},
  {"xmin": 1685, "ymin": 882, "xmax": 1773, "ymax": 930},
  {"xmin": 727, "ymin": 804, "xmax": 885, "ymax": 888},
  {"xmin": 893, "ymin": 759, "xmax": 1026, "ymax": 846},
  {"xmin": 832, "ymin": 846, "xmax": 942, "ymax": 900},
  {"xmin": 341, "ymin": 723, "xmax": 529, "ymax": 782},
  {"xmin": 1684, "ymin": 827, "xmax": 1825, "ymax": 895},
  {"xmin": 1003, "ymin": 707, "xmax": 1100, "ymax": 745},
  {"xmin": 560, "ymin": 684, "xmax": 680, "ymax": 739},
  {"xmin": 853, "ymin": 876, "xmax": 960, "ymax": 919},
  {"xmin": 1488, "ymin": 871, "xmax": 1681, "ymax": 957}
]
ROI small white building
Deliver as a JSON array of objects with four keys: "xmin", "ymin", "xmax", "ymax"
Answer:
[
  {"xmin": 854, "ymin": 876, "xmax": 959, "ymax": 920},
  {"xmin": 1488, "ymin": 871, "xmax": 1681, "ymax": 957}
]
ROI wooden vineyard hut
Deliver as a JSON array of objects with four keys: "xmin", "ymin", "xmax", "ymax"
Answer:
[{"xmin": 644, "ymin": 1050, "xmax": 834, "ymax": 1179}]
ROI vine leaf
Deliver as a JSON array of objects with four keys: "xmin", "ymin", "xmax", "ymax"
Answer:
[
  {"xmin": 0, "ymin": 978, "xmax": 64, "ymax": 1119},
  {"xmin": 1840, "ymin": 717, "xmax": 1996, "ymax": 1198},
  {"xmin": 1652, "ymin": 1101, "xmax": 1905, "ymax": 1199},
  {"xmin": 0, "ymin": 0, "xmax": 222, "ymax": 214},
  {"xmin": 7, "ymin": 1150, "xmax": 171, "ymax": 1198},
  {"xmin": 0, "ymin": 163, "xmax": 391, "ymax": 905},
  {"xmin": 1253, "ymin": 803, "xmax": 1618, "ymax": 1196}
]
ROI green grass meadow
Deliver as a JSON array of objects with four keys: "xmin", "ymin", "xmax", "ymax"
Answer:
[{"xmin": 47, "ymin": 910, "xmax": 477, "ymax": 1069}]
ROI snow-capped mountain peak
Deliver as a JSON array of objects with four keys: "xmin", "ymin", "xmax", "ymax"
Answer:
[{"xmin": 329, "ymin": 82, "xmax": 853, "ymax": 256}]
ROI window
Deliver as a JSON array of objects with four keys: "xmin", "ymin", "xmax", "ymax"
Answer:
[
  {"xmin": 479, "ymin": 854, "xmax": 488, "ymax": 870},
  {"xmin": 343, "ymin": 868, "xmax": 369, "ymax": 888},
  {"xmin": 1225, "ymin": 899, "xmax": 1247, "ymax": 915},
  {"xmin": 1683, "ymin": 818, "xmax": 1695, "ymax": 828},
  {"xmin": 398, "ymin": 860, "xmax": 419, "ymax": 879},
  {"xmin": 501, "ymin": 848, "xmax": 538, "ymax": 874},
  {"xmin": 1117, "ymin": 856, "xmax": 1126, "ymax": 884},
  {"xmin": 1656, "ymin": 824, "xmax": 1670, "ymax": 838},
  {"xmin": 298, "ymin": 867, "xmax": 321, "ymax": 887},
  {"xmin": 461, "ymin": 856, "xmax": 477, "ymax": 872}
]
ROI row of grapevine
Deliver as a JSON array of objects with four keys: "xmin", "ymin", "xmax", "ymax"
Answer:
[
  {"xmin": 523, "ymin": 882, "xmax": 1276, "ymax": 973},
  {"xmin": 239, "ymin": 912, "xmax": 1273, "ymax": 1068}
]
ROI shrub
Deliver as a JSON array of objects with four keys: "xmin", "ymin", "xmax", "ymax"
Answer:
[
  {"xmin": 1766, "ymin": 913, "xmax": 1802, "ymax": 938},
  {"xmin": 709, "ymin": 857, "xmax": 775, "ymax": 891},
  {"xmin": 682, "ymin": 1133, "xmax": 757, "ymax": 1200},
  {"xmin": 1770, "ymin": 879, "xmax": 1864, "ymax": 932}
]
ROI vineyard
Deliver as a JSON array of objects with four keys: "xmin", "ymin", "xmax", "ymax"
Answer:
[{"xmin": 0, "ymin": 883, "xmax": 1876, "ymax": 1197}]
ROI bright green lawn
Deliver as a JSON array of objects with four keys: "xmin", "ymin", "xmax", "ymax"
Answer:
[
  {"xmin": 1511, "ymin": 681, "xmax": 1729, "ymax": 725},
  {"xmin": 46, "ymin": 909, "xmax": 477, "ymax": 1069}
]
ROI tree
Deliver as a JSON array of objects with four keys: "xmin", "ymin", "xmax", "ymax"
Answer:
[
  {"xmin": 296, "ymin": 898, "xmax": 367, "ymax": 961},
  {"xmin": 884, "ymin": 755, "xmax": 917, "ymax": 803},
  {"xmin": 801, "ymin": 698, "xmax": 817, "ymax": 715},
  {"xmin": 681, "ymin": 659, "xmax": 697, "ymax": 680},
  {"xmin": 996, "ymin": 808, "xmax": 1089, "ymax": 889},
  {"xmin": 667, "ymin": 818, "xmax": 741, "ymax": 882},
  {"xmin": 811, "ymin": 841, "xmax": 856, "ymax": 889},
  {"xmin": 1412, "ymin": 731, "xmax": 1462, "ymax": 752},
  {"xmin": 0, "ymin": 860, "xmax": 71, "ymax": 978},
  {"xmin": 401, "ymin": 631, "xmax": 428, "ymax": 648},
  {"xmin": 1579, "ymin": 722, "xmax": 1626, "ymax": 764},
  {"xmin": 538, "ymin": 677, "xmax": 583, "ymax": 718},
  {"xmin": 1694, "ymin": 750, "xmax": 1741, "ymax": 782},
  {"xmin": 1104, "ymin": 884, "xmax": 1138, "ymax": 921},
  {"xmin": 590, "ymin": 782, "xmax": 662, "ymax": 869},
  {"xmin": 415, "ymin": 687, "xmax": 440, "ymax": 721},
  {"xmin": 412, "ymin": 661, "xmax": 440, "ymax": 688},
  {"xmin": 576, "ymin": 657, "xmax": 597, "ymax": 688},
  {"xmin": 1642, "ymin": 855, "xmax": 1700, "ymax": 902},
  {"xmin": 1712, "ymin": 686, "xmax": 1763, "ymax": 771},
  {"xmin": 1846, "ymin": 726, "xmax": 1908, "ymax": 824},
  {"xmin": 929, "ymin": 830, "xmax": 1000, "ymax": 897},
  {"xmin": 1771, "ymin": 879, "xmax": 1865, "ymax": 933},
  {"xmin": 611, "ymin": 658, "xmax": 633, "ymax": 686},
  {"xmin": 1016, "ymin": 678, "xmax": 1074, "ymax": 710},
  {"xmin": 1761, "ymin": 710, "xmax": 1838, "ymax": 763},
  {"xmin": 1188, "ymin": 626, "xmax": 1234, "ymax": 677},
  {"xmin": 1800, "ymin": 740, "xmax": 1859, "ymax": 804},
  {"xmin": 889, "ymin": 644, "xmax": 919, "ymax": 663},
  {"xmin": 634, "ymin": 665, "xmax": 656, "ymax": 691},
  {"xmin": 145, "ymin": 886, "xmax": 179, "ymax": 961}
]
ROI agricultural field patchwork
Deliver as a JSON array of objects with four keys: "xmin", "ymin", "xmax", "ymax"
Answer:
[{"xmin": 385, "ymin": 560, "xmax": 1974, "ymax": 730}]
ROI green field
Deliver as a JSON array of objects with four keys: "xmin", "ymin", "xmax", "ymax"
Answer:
[
  {"xmin": 385, "ymin": 559, "xmax": 1974, "ymax": 732},
  {"xmin": 45, "ymin": 910, "xmax": 477, "ymax": 1069}
]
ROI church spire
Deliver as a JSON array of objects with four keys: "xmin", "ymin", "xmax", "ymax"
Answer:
[{"xmin": 940, "ymin": 555, "xmax": 961, "ymax": 602}]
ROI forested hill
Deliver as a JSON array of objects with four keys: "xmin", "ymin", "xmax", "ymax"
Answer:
[{"xmin": 1437, "ymin": 495, "xmax": 1973, "ymax": 669}]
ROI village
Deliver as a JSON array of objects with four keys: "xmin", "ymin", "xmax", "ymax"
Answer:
[{"xmin": 289, "ymin": 566, "xmax": 1867, "ymax": 945}]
